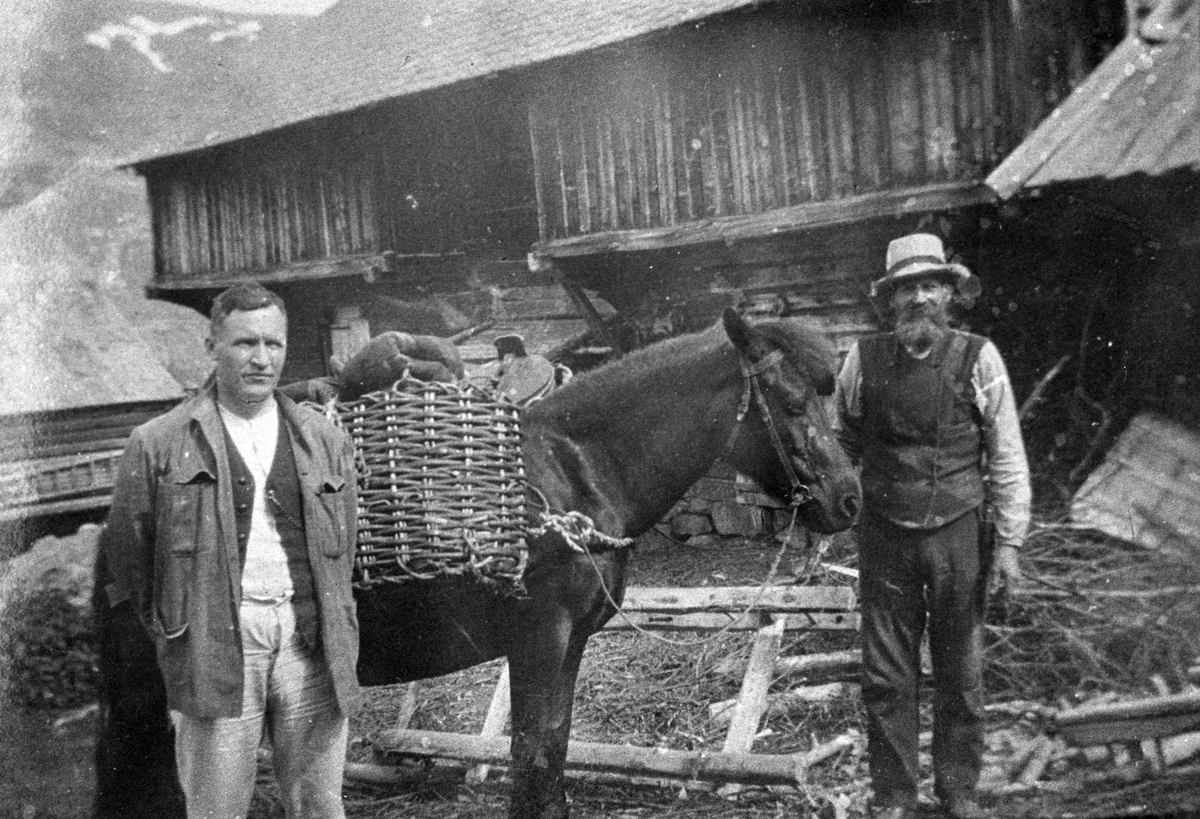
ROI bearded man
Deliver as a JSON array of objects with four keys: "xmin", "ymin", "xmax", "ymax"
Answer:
[{"xmin": 834, "ymin": 233, "xmax": 1030, "ymax": 819}]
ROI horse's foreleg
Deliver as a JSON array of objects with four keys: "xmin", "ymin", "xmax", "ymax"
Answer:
[
  {"xmin": 506, "ymin": 624, "xmax": 589, "ymax": 819},
  {"xmin": 93, "ymin": 596, "xmax": 185, "ymax": 819}
]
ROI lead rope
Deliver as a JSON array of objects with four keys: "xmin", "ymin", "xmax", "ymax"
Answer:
[
  {"xmin": 569, "ymin": 504, "xmax": 799, "ymax": 650},
  {"xmin": 528, "ymin": 348, "xmax": 815, "ymax": 648}
]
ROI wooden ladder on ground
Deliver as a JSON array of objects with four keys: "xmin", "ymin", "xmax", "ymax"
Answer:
[{"xmin": 374, "ymin": 583, "xmax": 859, "ymax": 788}]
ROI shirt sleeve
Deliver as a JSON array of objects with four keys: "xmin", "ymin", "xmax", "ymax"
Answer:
[
  {"xmin": 832, "ymin": 342, "xmax": 864, "ymax": 462},
  {"xmin": 973, "ymin": 340, "xmax": 1032, "ymax": 548}
]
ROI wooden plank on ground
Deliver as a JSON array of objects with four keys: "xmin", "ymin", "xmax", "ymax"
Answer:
[
  {"xmin": 619, "ymin": 585, "xmax": 855, "ymax": 613},
  {"xmin": 375, "ymin": 729, "xmax": 806, "ymax": 785},
  {"xmin": 723, "ymin": 616, "xmax": 785, "ymax": 755},
  {"xmin": 465, "ymin": 662, "xmax": 511, "ymax": 785},
  {"xmin": 1056, "ymin": 712, "xmax": 1200, "ymax": 747},
  {"xmin": 605, "ymin": 611, "xmax": 858, "ymax": 632}
]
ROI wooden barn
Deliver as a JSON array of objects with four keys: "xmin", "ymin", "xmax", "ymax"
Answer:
[
  {"xmin": 0, "ymin": 284, "xmax": 191, "ymax": 543},
  {"xmin": 124, "ymin": 0, "xmax": 1126, "ymax": 379},
  {"xmin": 116, "ymin": 0, "xmax": 1138, "ymax": 535}
]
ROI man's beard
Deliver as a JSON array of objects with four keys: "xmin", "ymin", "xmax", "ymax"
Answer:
[{"xmin": 894, "ymin": 303, "xmax": 951, "ymax": 354}]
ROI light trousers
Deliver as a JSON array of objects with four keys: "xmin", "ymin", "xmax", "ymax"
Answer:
[{"xmin": 171, "ymin": 598, "xmax": 348, "ymax": 819}]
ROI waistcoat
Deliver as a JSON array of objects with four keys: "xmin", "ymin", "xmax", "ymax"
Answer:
[
  {"xmin": 223, "ymin": 419, "xmax": 320, "ymax": 647},
  {"xmin": 858, "ymin": 330, "xmax": 987, "ymax": 529}
]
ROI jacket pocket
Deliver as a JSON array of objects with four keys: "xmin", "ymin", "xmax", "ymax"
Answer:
[
  {"xmin": 156, "ymin": 551, "xmax": 193, "ymax": 637},
  {"xmin": 314, "ymin": 475, "xmax": 351, "ymax": 557},
  {"xmin": 154, "ymin": 466, "xmax": 214, "ymax": 635},
  {"xmin": 159, "ymin": 466, "xmax": 217, "ymax": 555}
]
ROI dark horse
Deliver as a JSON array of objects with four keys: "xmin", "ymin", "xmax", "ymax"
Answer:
[{"xmin": 92, "ymin": 309, "xmax": 860, "ymax": 819}]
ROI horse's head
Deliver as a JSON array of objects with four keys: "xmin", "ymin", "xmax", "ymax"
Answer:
[{"xmin": 720, "ymin": 308, "xmax": 860, "ymax": 534}]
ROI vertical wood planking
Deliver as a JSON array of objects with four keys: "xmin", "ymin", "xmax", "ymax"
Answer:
[
  {"xmin": 655, "ymin": 88, "xmax": 675, "ymax": 226},
  {"xmin": 980, "ymin": 3, "xmax": 998, "ymax": 165},
  {"xmin": 791, "ymin": 61, "xmax": 821, "ymax": 202},
  {"xmin": 554, "ymin": 122, "xmax": 570, "ymax": 237},
  {"xmin": 703, "ymin": 76, "xmax": 724, "ymax": 218},
  {"xmin": 730, "ymin": 81, "xmax": 751, "ymax": 213},
  {"xmin": 618, "ymin": 118, "xmax": 636, "ymax": 229},
  {"xmin": 602, "ymin": 114, "xmax": 619, "ymax": 231},
  {"xmin": 934, "ymin": 33, "xmax": 960, "ymax": 178},
  {"xmin": 577, "ymin": 116, "xmax": 593, "ymax": 233},
  {"xmin": 637, "ymin": 94, "xmax": 652, "ymax": 227},
  {"xmin": 859, "ymin": 35, "xmax": 888, "ymax": 190},
  {"xmin": 528, "ymin": 108, "xmax": 549, "ymax": 241},
  {"xmin": 773, "ymin": 69, "xmax": 796, "ymax": 207},
  {"xmin": 822, "ymin": 57, "xmax": 855, "ymax": 198}
]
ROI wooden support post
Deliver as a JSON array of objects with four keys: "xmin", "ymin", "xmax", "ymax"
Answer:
[
  {"xmin": 329, "ymin": 304, "xmax": 371, "ymax": 370},
  {"xmin": 723, "ymin": 616, "xmax": 786, "ymax": 754},
  {"xmin": 465, "ymin": 662, "xmax": 512, "ymax": 785},
  {"xmin": 717, "ymin": 615, "xmax": 785, "ymax": 797},
  {"xmin": 394, "ymin": 681, "xmax": 421, "ymax": 730},
  {"xmin": 530, "ymin": 252, "xmax": 625, "ymax": 354}
]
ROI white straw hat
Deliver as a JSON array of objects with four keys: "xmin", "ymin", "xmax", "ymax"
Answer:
[{"xmin": 871, "ymin": 233, "xmax": 981, "ymax": 301}]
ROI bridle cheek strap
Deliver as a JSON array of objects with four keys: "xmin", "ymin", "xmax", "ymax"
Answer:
[{"xmin": 722, "ymin": 350, "xmax": 814, "ymax": 507}]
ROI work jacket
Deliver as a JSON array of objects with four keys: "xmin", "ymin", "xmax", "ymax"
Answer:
[{"xmin": 99, "ymin": 386, "xmax": 362, "ymax": 718}]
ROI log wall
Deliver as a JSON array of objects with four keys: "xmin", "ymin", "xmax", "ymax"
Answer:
[
  {"xmin": 144, "ymin": 83, "xmax": 537, "ymax": 283},
  {"xmin": 526, "ymin": 0, "xmax": 1107, "ymax": 241}
]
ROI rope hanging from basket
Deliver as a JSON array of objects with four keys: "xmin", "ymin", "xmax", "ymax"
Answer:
[{"xmin": 527, "ymin": 508, "xmax": 635, "ymax": 553}]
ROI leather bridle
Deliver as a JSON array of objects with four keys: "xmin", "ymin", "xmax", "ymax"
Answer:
[{"xmin": 724, "ymin": 349, "xmax": 815, "ymax": 508}]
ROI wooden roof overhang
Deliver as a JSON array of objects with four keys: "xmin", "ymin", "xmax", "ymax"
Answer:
[
  {"xmin": 146, "ymin": 251, "xmax": 465, "ymax": 296},
  {"xmin": 986, "ymin": 0, "xmax": 1199, "ymax": 201},
  {"xmin": 534, "ymin": 180, "xmax": 995, "ymax": 260}
]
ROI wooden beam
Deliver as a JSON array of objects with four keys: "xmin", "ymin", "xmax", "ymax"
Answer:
[
  {"xmin": 465, "ymin": 662, "xmax": 511, "ymax": 785},
  {"xmin": 605, "ymin": 611, "xmax": 858, "ymax": 632},
  {"xmin": 375, "ymin": 729, "xmax": 810, "ymax": 786},
  {"xmin": 534, "ymin": 182, "xmax": 994, "ymax": 258},
  {"xmin": 607, "ymin": 584, "xmax": 859, "ymax": 632},
  {"xmin": 722, "ymin": 616, "xmax": 785, "ymax": 754},
  {"xmin": 149, "ymin": 250, "xmax": 464, "ymax": 292},
  {"xmin": 619, "ymin": 585, "xmax": 856, "ymax": 613}
]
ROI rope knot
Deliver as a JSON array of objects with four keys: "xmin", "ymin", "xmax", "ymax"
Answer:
[{"xmin": 529, "ymin": 510, "xmax": 635, "ymax": 553}]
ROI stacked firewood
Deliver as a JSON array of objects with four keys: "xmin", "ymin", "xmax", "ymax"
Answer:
[{"xmin": 980, "ymin": 673, "xmax": 1200, "ymax": 796}]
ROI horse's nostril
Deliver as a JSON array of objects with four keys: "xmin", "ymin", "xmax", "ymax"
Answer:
[{"xmin": 842, "ymin": 495, "xmax": 860, "ymax": 520}]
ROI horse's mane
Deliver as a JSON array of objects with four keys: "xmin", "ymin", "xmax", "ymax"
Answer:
[
  {"xmin": 531, "ymin": 316, "xmax": 838, "ymax": 425},
  {"xmin": 749, "ymin": 318, "xmax": 840, "ymax": 395}
]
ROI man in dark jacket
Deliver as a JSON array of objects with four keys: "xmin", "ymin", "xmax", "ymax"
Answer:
[
  {"xmin": 834, "ymin": 234, "xmax": 1030, "ymax": 819},
  {"xmin": 100, "ymin": 283, "xmax": 360, "ymax": 818}
]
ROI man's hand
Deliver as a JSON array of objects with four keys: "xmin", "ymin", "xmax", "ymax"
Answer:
[{"xmin": 990, "ymin": 544, "xmax": 1021, "ymax": 594}]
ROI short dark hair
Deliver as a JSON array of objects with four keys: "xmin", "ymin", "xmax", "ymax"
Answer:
[{"xmin": 209, "ymin": 283, "xmax": 287, "ymax": 331}]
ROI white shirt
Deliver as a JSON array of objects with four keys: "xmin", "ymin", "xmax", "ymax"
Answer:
[{"xmin": 218, "ymin": 401, "xmax": 295, "ymax": 600}]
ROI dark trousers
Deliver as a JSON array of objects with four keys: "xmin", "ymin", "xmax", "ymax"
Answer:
[{"xmin": 859, "ymin": 508, "xmax": 988, "ymax": 808}]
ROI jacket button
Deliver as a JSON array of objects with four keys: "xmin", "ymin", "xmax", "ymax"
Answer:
[
  {"xmin": 238, "ymin": 477, "xmax": 248, "ymax": 485},
  {"xmin": 238, "ymin": 532, "xmax": 248, "ymax": 541},
  {"xmin": 237, "ymin": 503, "xmax": 249, "ymax": 512}
]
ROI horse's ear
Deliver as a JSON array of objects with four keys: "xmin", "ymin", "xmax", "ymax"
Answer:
[{"xmin": 722, "ymin": 307, "xmax": 762, "ymax": 358}]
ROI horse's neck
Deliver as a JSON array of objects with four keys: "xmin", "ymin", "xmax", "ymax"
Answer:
[{"xmin": 523, "ymin": 344, "xmax": 740, "ymax": 536}]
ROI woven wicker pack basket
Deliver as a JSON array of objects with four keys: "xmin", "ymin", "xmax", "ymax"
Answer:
[{"xmin": 332, "ymin": 378, "xmax": 529, "ymax": 591}]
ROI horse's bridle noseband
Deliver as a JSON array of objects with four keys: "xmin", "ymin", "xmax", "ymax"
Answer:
[{"xmin": 725, "ymin": 349, "xmax": 814, "ymax": 508}]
